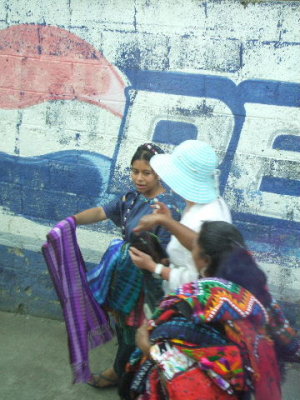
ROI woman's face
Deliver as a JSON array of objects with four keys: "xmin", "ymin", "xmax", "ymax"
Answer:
[
  {"xmin": 192, "ymin": 238, "xmax": 210, "ymax": 275},
  {"xmin": 131, "ymin": 159, "xmax": 161, "ymax": 198}
]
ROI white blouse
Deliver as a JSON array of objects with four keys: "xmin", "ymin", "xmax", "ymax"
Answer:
[{"xmin": 163, "ymin": 197, "xmax": 232, "ymax": 294}]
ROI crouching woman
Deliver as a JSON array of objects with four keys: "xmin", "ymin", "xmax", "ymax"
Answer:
[{"xmin": 121, "ymin": 221, "xmax": 300, "ymax": 400}]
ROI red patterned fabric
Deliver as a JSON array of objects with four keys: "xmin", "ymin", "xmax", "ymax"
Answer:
[
  {"xmin": 225, "ymin": 319, "xmax": 281, "ymax": 400},
  {"xmin": 137, "ymin": 369, "xmax": 163, "ymax": 400},
  {"xmin": 149, "ymin": 369, "xmax": 163, "ymax": 400},
  {"xmin": 129, "ymin": 278, "xmax": 286, "ymax": 400},
  {"xmin": 172, "ymin": 342, "xmax": 245, "ymax": 392},
  {"xmin": 254, "ymin": 336, "xmax": 281, "ymax": 400},
  {"xmin": 166, "ymin": 367, "xmax": 238, "ymax": 400},
  {"xmin": 151, "ymin": 278, "xmax": 282, "ymax": 399},
  {"xmin": 126, "ymin": 292, "xmax": 146, "ymax": 327}
]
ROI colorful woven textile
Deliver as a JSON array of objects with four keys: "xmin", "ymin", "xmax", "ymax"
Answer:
[
  {"xmin": 148, "ymin": 278, "xmax": 281, "ymax": 400},
  {"xmin": 166, "ymin": 366, "xmax": 239, "ymax": 400},
  {"xmin": 155, "ymin": 278, "xmax": 268, "ymax": 326},
  {"xmin": 42, "ymin": 217, "xmax": 113, "ymax": 383},
  {"xmin": 173, "ymin": 342, "xmax": 245, "ymax": 393},
  {"xmin": 87, "ymin": 238, "xmax": 124, "ymax": 304},
  {"xmin": 150, "ymin": 316, "xmax": 230, "ymax": 346},
  {"xmin": 266, "ymin": 297, "xmax": 300, "ymax": 362},
  {"xmin": 108, "ymin": 242, "xmax": 144, "ymax": 314},
  {"xmin": 88, "ymin": 239, "xmax": 144, "ymax": 315},
  {"xmin": 127, "ymin": 278, "xmax": 284, "ymax": 400}
]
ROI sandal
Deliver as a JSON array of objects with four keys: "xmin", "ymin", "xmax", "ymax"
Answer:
[{"xmin": 87, "ymin": 372, "xmax": 118, "ymax": 389}]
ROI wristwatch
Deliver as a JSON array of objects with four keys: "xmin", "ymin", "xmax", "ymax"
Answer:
[{"xmin": 152, "ymin": 263, "xmax": 164, "ymax": 279}]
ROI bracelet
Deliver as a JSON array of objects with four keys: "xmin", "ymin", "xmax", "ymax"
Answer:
[{"xmin": 152, "ymin": 263, "xmax": 164, "ymax": 279}]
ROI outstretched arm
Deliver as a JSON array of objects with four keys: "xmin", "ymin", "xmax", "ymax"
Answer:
[
  {"xmin": 134, "ymin": 202, "xmax": 197, "ymax": 251},
  {"xmin": 74, "ymin": 206, "xmax": 107, "ymax": 225}
]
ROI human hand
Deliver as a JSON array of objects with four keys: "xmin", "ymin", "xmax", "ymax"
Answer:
[
  {"xmin": 133, "ymin": 213, "xmax": 162, "ymax": 233},
  {"xmin": 152, "ymin": 201, "xmax": 172, "ymax": 218},
  {"xmin": 129, "ymin": 247, "xmax": 156, "ymax": 272},
  {"xmin": 136, "ymin": 322, "xmax": 151, "ymax": 355},
  {"xmin": 133, "ymin": 202, "xmax": 171, "ymax": 233}
]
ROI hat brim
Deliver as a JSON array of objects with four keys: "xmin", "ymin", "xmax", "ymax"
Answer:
[{"xmin": 150, "ymin": 153, "xmax": 218, "ymax": 204}]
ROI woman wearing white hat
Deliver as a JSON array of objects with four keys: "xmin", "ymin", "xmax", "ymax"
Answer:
[{"xmin": 129, "ymin": 139, "xmax": 232, "ymax": 294}]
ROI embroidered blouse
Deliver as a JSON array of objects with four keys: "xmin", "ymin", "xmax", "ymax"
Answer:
[{"xmin": 103, "ymin": 190, "xmax": 182, "ymax": 248}]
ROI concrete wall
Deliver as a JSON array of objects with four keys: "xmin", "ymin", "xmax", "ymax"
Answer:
[{"xmin": 0, "ymin": 0, "xmax": 299, "ymax": 321}]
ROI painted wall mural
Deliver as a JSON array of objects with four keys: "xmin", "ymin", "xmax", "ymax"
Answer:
[
  {"xmin": 0, "ymin": 24, "xmax": 126, "ymax": 115},
  {"xmin": 0, "ymin": 0, "xmax": 299, "ymax": 321}
]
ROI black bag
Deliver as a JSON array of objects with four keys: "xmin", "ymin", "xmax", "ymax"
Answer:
[
  {"xmin": 129, "ymin": 231, "xmax": 168, "ymax": 313},
  {"xmin": 129, "ymin": 231, "xmax": 169, "ymax": 264}
]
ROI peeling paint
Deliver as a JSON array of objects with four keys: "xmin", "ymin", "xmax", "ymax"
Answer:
[
  {"xmin": 0, "ymin": 0, "xmax": 299, "ymax": 321},
  {"xmin": 8, "ymin": 247, "xmax": 25, "ymax": 257},
  {"xmin": 24, "ymin": 286, "xmax": 32, "ymax": 296}
]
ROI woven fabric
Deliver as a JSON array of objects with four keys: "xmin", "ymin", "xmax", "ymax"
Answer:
[
  {"xmin": 223, "ymin": 318, "xmax": 281, "ymax": 400},
  {"xmin": 87, "ymin": 238, "xmax": 124, "ymax": 304},
  {"xmin": 150, "ymin": 316, "xmax": 230, "ymax": 346},
  {"xmin": 126, "ymin": 278, "xmax": 284, "ymax": 400},
  {"xmin": 125, "ymin": 292, "xmax": 146, "ymax": 328},
  {"xmin": 156, "ymin": 278, "xmax": 268, "ymax": 326},
  {"xmin": 173, "ymin": 342, "xmax": 245, "ymax": 393},
  {"xmin": 88, "ymin": 239, "xmax": 144, "ymax": 315},
  {"xmin": 130, "ymin": 359, "xmax": 154, "ymax": 394},
  {"xmin": 42, "ymin": 217, "xmax": 113, "ymax": 383},
  {"xmin": 266, "ymin": 297, "xmax": 300, "ymax": 362},
  {"xmin": 108, "ymin": 242, "xmax": 144, "ymax": 314},
  {"xmin": 149, "ymin": 278, "xmax": 281, "ymax": 400},
  {"xmin": 166, "ymin": 366, "xmax": 239, "ymax": 400},
  {"xmin": 149, "ymin": 314, "xmax": 244, "ymax": 394}
]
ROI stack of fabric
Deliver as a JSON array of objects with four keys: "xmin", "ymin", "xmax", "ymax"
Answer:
[{"xmin": 123, "ymin": 278, "xmax": 300, "ymax": 400}]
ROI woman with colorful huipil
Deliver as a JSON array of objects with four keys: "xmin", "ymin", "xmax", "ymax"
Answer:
[{"xmin": 122, "ymin": 221, "xmax": 300, "ymax": 400}]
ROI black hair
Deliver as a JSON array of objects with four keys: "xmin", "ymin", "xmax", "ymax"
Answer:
[
  {"xmin": 198, "ymin": 221, "xmax": 272, "ymax": 307},
  {"xmin": 130, "ymin": 143, "xmax": 164, "ymax": 165}
]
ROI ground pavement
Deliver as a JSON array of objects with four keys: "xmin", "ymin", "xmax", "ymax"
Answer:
[{"xmin": 1, "ymin": 311, "xmax": 299, "ymax": 400}]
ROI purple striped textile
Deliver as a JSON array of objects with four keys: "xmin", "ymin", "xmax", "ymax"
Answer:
[{"xmin": 42, "ymin": 216, "xmax": 113, "ymax": 383}]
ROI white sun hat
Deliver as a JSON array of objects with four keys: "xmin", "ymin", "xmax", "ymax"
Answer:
[{"xmin": 150, "ymin": 140, "xmax": 219, "ymax": 204}]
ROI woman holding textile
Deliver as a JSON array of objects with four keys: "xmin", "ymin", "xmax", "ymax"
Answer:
[
  {"xmin": 74, "ymin": 143, "xmax": 181, "ymax": 388},
  {"xmin": 123, "ymin": 221, "xmax": 300, "ymax": 400}
]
